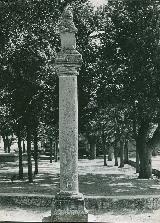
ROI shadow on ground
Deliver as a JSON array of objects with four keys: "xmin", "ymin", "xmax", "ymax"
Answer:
[
  {"xmin": 79, "ymin": 172, "xmax": 160, "ymax": 196},
  {"xmin": 0, "ymin": 159, "xmax": 160, "ymax": 196}
]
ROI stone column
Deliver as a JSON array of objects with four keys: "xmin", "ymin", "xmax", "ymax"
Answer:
[
  {"xmin": 43, "ymin": 6, "xmax": 88, "ymax": 222},
  {"xmin": 59, "ymin": 74, "xmax": 79, "ymax": 193}
]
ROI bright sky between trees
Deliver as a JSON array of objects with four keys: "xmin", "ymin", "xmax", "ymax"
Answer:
[{"xmin": 89, "ymin": 0, "xmax": 107, "ymax": 7}]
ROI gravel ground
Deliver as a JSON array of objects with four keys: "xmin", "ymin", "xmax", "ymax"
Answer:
[{"xmin": 0, "ymin": 206, "xmax": 160, "ymax": 222}]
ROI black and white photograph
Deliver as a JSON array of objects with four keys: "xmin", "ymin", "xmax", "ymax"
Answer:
[{"xmin": 0, "ymin": 0, "xmax": 160, "ymax": 222}]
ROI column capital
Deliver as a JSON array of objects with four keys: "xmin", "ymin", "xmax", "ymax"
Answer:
[
  {"xmin": 55, "ymin": 51, "xmax": 82, "ymax": 65},
  {"xmin": 55, "ymin": 65, "xmax": 79, "ymax": 76},
  {"xmin": 55, "ymin": 51, "xmax": 82, "ymax": 76}
]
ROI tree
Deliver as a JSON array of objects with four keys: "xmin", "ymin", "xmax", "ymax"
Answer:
[
  {"xmin": 0, "ymin": 0, "xmax": 60, "ymax": 182},
  {"xmin": 95, "ymin": 0, "xmax": 160, "ymax": 178},
  {"xmin": 33, "ymin": 127, "xmax": 39, "ymax": 174},
  {"xmin": 17, "ymin": 129, "xmax": 23, "ymax": 180}
]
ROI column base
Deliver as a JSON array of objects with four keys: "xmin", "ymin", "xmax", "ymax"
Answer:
[{"xmin": 43, "ymin": 192, "xmax": 88, "ymax": 222}]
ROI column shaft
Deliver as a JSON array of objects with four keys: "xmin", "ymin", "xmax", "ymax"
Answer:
[{"xmin": 59, "ymin": 75, "xmax": 78, "ymax": 194}]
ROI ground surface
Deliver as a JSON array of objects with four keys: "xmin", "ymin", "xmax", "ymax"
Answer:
[
  {"xmin": 0, "ymin": 158, "xmax": 160, "ymax": 196},
  {"xmin": 0, "ymin": 206, "xmax": 160, "ymax": 222},
  {"xmin": 0, "ymin": 157, "xmax": 160, "ymax": 222}
]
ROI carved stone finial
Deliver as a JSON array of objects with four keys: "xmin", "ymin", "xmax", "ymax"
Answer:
[
  {"xmin": 62, "ymin": 5, "xmax": 73, "ymax": 20},
  {"xmin": 59, "ymin": 5, "xmax": 78, "ymax": 33},
  {"xmin": 55, "ymin": 4, "xmax": 82, "ymax": 68}
]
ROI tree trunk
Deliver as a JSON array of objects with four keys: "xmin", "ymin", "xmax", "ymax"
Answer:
[
  {"xmin": 2, "ymin": 135, "xmax": 7, "ymax": 153},
  {"xmin": 23, "ymin": 141, "xmax": 26, "ymax": 153},
  {"xmin": 119, "ymin": 139, "xmax": 124, "ymax": 168},
  {"xmin": 108, "ymin": 146, "xmax": 113, "ymax": 161},
  {"xmin": 102, "ymin": 133, "xmax": 107, "ymax": 166},
  {"xmin": 103, "ymin": 143, "xmax": 107, "ymax": 166},
  {"xmin": 136, "ymin": 148, "xmax": 140, "ymax": 173},
  {"xmin": 89, "ymin": 142, "xmax": 96, "ymax": 160},
  {"xmin": 148, "ymin": 122, "xmax": 160, "ymax": 155},
  {"xmin": 41, "ymin": 139, "xmax": 44, "ymax": 150},
  {"xmin": 152, "ymin": 148, "xmax": 158, "ymax": 156},
  {"xmin": 34, "ymin": 131, "xmax": 39, "ymax": 175},
  {"xmin": 49, "ymin": 138, "xmax": 53, "ymax": 163},
  {"xmin": 104, "ymin": 152, "xmax": 107, "ymax": 166},
  {"xmin": 86, "ymin": 143, "xmax": 90, "ymax": 159},
  {"xmin": 17, "ymin": 134, "xmax": 23, "ymax": 179},
  {"xmin": 55, "ymin": 140, "xmax": 58, "ymax": 162},
  {"xmin": 133, "ymin": 108, "xmax": 140, "ymax": 173},
  {"xmin": 138, "ymin": 145, "xmax": 152, "ymax": 179},
  {"xmin": 124, "ymin": 139, "xmax": 129, "ymax": 164},
  {"xmin": 137, "ymin": 120, "xmax": 152, "ymax": 179},
  {"xmin": 114, "ymin": 139, "xmax": 118, "ymax": 166},
  {"xmin": 6, "ymin": 136, "xmax": 10, "ymax": 153},
  {"xmin": 88, "ymin": 135, "xmax": 97, "ymax": 160},
  {"xmin": 27, "ymin": 126, "xmax": 33, "ymax": 183}
]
